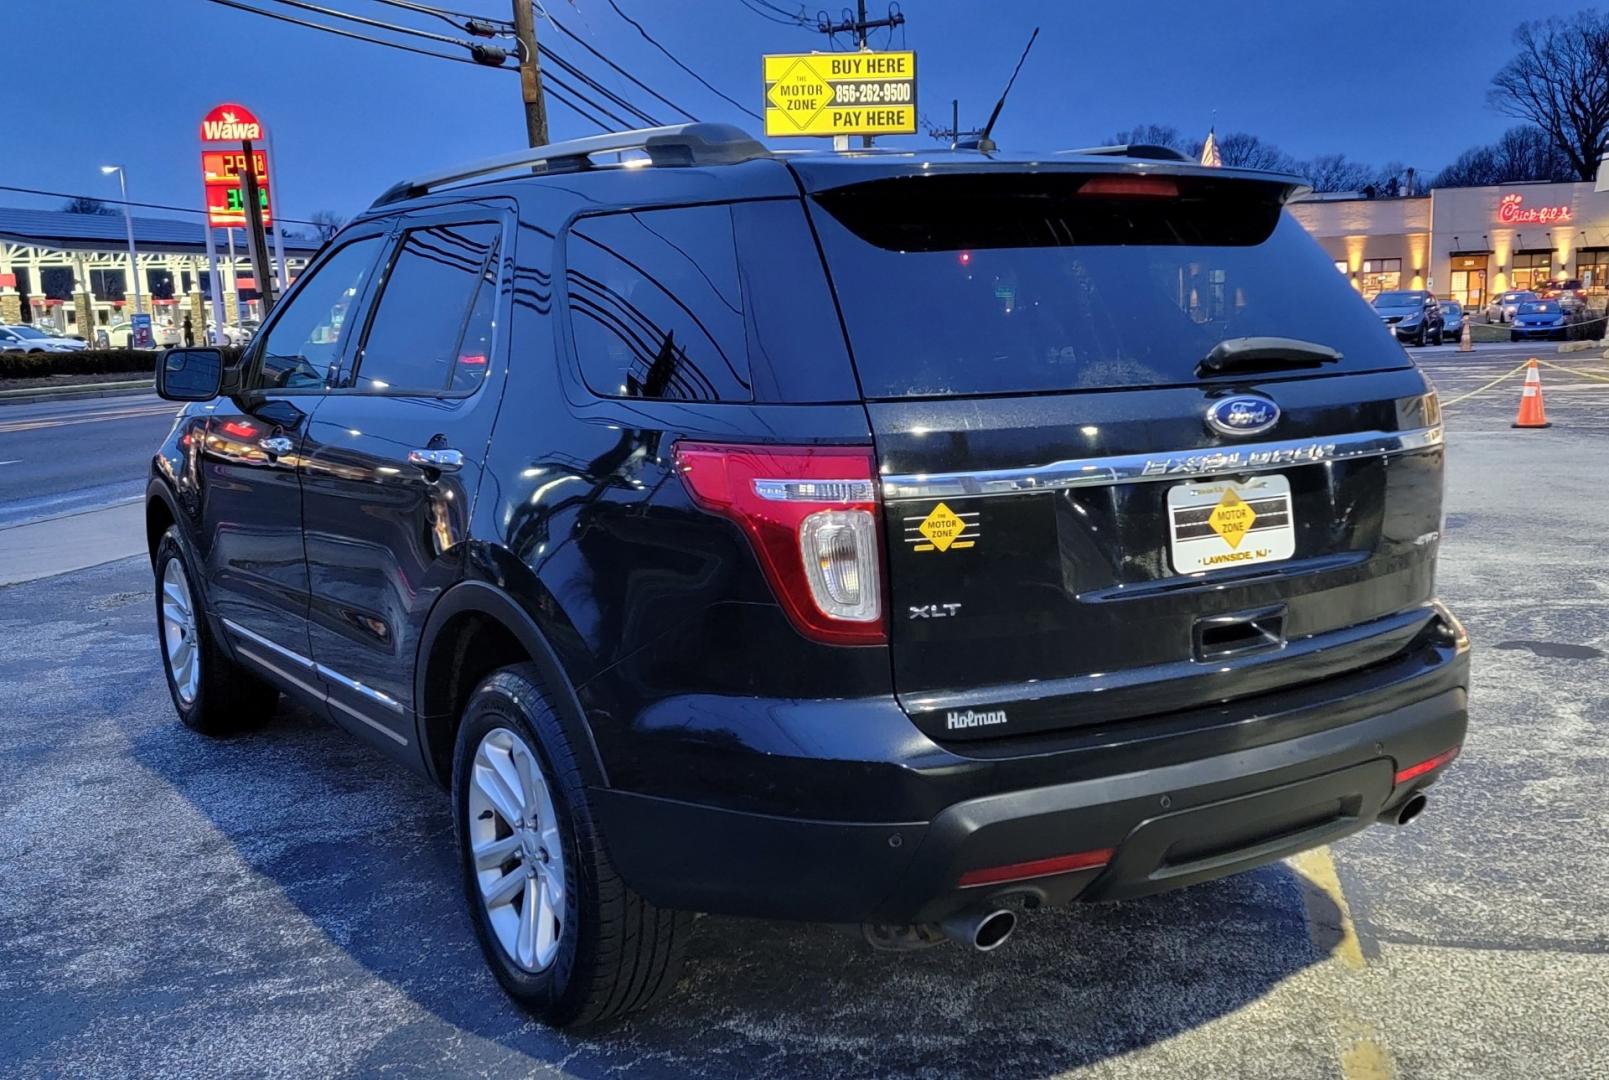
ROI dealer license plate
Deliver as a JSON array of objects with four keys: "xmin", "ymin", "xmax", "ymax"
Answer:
[{"xmin": 1166, "ymin": 475, "xmax": 1296, "ymax": 574}]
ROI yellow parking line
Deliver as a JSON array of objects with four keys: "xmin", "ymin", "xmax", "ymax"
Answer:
[
  {"xmin": 1290, "ymin": 845, "xmax": 1364, "ymax": 971},
  {"xmin": 1290, "ymin": 846, "xmax": 1398, "ymax": 1080}
]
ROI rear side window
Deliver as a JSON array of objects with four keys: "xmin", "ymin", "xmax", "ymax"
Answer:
[
  {"xmin": 809, "ymin": 173, "xmax": 1411, "ymax": 398},
  {"xmin": 353, "ymin": 222, "xmax": 500, "ymax": 393},
  {"xmin": 563, "ymin": 201, "xmax": 858, "ymax": 403}
]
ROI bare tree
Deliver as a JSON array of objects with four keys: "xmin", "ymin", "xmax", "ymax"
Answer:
[
  {"xmin": 1296, "ymin": 154, "xmax": 1375, "ymax": 193},
  {"xmin": 309, "ymin": 210, "xmax": 346, "ymax": 242},
  {"xmin": 1433, "ymin": 125, "xmax": 1575, "ymax": 187},
  {"xmin": 62, "ymin": 196, "xmax": 117, "ymax": 215},
  {"xmin": 1211, "ymin": 132, "xmax": 1295, "ymax": 172},
  {"xmin": 1488, "ymin": 11, "xmax": 1609, "ymax": 181},
  {"xmin": 1105, "ymin": 124, "xmax": 1188, "ymax": 151}
]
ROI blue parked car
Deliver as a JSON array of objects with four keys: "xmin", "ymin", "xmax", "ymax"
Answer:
[
  {"xmin": 1510, "ymin": 300, "xmax": 1570, "ymax": 341},
  {"xmin": 1439, "ymin": 301, "xmax": 1465, "ymax": 340}
]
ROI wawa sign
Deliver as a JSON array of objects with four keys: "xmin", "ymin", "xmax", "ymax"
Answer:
[
  {"xmin": 1498, "ymin": 192, "xmax": 1572, "ymax": 225},
  {"xmin": 200, "ymin": 103, "xmax": 264, "ymax": 143}
]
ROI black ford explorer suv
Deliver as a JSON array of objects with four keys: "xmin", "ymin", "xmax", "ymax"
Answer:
[{"xmin": 146, "ymin": 124, "xmax": 1468, "ymax": 1028}]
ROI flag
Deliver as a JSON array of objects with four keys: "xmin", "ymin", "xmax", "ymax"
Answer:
[{"xmin": 1200, "ymin": 128, "xmax": 1222, "ymax": 168}]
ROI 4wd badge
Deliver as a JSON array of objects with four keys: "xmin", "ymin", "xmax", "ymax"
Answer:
[{"xmin": 907, "ymin": 502, "xmax": 978, "ymax": 553}]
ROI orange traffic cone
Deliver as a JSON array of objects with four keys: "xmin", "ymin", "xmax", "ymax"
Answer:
[{"xmin": 1512, "ymin": 359, "xmax": 1551, "ymax": 429}]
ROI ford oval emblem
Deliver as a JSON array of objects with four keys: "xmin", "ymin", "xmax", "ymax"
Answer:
[{"xmin": 1206, "ymin": 394, "xmax": 1280, "ymax": 437}]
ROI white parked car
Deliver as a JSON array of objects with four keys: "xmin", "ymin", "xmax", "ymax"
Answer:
[
  {"xmin": 103, "ymin": 321, "xmax": 182, "ymax": 349},
  {"xmin": 0, "ymin": 324, "xmax": 88, "ymax": 352}
]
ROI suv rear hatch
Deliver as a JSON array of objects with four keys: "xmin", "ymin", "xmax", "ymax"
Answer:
[{"xmin": 796, "ymin": 160, "xmax": 1445, "ymax": 741}]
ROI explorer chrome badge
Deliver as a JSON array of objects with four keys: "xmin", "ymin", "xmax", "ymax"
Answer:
[{"xmin": 1206, "ymin": 394, "xmax": 1280, "ymax": 437}]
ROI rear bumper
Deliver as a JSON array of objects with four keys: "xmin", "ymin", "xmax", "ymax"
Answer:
[{"xmin": 594, "ymin": 616, "xmax": 1469, "ymax": 925}]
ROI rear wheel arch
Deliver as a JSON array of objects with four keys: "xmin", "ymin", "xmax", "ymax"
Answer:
[{"xmin": 415, "ymin": 579, "xmax": 607, "ymax": 791}]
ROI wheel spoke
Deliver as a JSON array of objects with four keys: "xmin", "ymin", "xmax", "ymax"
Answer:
[
  {"xmin": 513, "ymin": 746, "xmax": 540, "ymax": 824},
  {"xmin": 472, "ymin": 833, "xmax": 522, "ymax": 870},
  {"xmin": 533, "ymin": 876, "xmax": 557, "ymax": 965},
  {"xmin": 489, "ymin": 747, "xmax": 528, "ymax": 819},
  {"xmin": 473, "ymin": 762, "xmax": 523, "ymax": 826},
  {"xmin": 481, "ymin": 863, "xmax": 527, "ymax": 907},
  {"xmin": 518, "ymin": 880, "xmax": 538, "ymax": 967}
]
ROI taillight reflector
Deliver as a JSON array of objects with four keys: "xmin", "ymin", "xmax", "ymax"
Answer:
[
  {"xmin": 1078, "ymin": 175, "xmax": 1180, "ymax": 198},
  {"xmin": 673, "ymin": 443, "xmax": 886, "ymax": 645},
  {"xmin": 958, "ymin": 848, "xmax": 1114, "ymax": 888},
  {"xmin": 1395, "ymin": 745, "xmax": 1461, "ymax": 785}
]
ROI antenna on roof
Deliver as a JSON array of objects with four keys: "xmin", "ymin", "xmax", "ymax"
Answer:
[{"xmin": 960, "ymin": 26, "xmax": 1039, "ymax": 153}]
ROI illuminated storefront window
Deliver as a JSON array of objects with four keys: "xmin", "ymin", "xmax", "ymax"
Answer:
[
  {"xmin": 1578, "ymin": 249, "xmax": 1608, "ymax": 294},
  {"xmin": 1358, "ymin": 258, "xmax": 1400, "ymax": 298},
  {"xmin": 1510, "ymin": 251, "xmax": 1553, "ymax": 293},
  {"xmin": 1448, "ymin": 254, "xmax": 1488, "ymax": 311}
]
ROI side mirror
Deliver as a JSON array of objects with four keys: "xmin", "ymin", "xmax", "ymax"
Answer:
[{"xmin": 156, "ymin": 348, "xmax": 224, "ymax": 402}]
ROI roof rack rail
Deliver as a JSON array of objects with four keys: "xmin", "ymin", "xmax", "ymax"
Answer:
[
  {"xmin": 1058, "ymin": 143, "xmax": 1196, "ymax": 163},
  {"xmin": 370, "ymin": 123, "xmax": 769, "ymax": 207}
]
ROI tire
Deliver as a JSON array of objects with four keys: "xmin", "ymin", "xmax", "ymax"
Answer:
[
  {"xmin": 1511, "ymin": 331, "xmax": 1521, "ymax": 342},
  {"xmin": 452, "ymin": 664, "xmax": 692, "ymax": 1028},
  {"xmin": 153, "ymin": 526, "xmax": 279, "ymax": 735},
  {"xmin": 1430, "ymin": 326, "xmax": 1443, "ymax": 346}
]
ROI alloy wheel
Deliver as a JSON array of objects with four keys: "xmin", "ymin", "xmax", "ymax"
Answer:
[
  {"xmin": 161, "ymin": 557, "xmax": 200, "ymax": 705},
  {"xmin": 468, "ymin": 727, "xmax": 568, "ymax": 972}
]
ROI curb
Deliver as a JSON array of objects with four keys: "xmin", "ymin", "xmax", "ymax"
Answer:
[{"xmin": 0, "ymin": 379, "xmax": 153, "ymax": 405}]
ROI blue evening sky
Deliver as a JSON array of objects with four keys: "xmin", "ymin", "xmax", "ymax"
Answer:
[{"xmin": 2, "ymin": 0, "xmax": 1591, "ymax": 225}]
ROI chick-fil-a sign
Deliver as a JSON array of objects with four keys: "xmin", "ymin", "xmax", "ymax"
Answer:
[{"xmin": 1498, "ymin": 193, "xmax": 1573, "ymax": 224}]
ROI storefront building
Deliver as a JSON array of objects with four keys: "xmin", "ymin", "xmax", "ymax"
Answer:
[
  {"xmin": 1289, "ymin": 179, "xmax": 1608, "ymax": 314},
  {"xmin": 0, "ymin": 206, "xmax": 320, "ymax": 338}
]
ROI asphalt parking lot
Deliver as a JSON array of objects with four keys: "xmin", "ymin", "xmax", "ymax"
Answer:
[{"xmin": 2, "ymin": 346, "xmax": 1607, "ymax": 1079}]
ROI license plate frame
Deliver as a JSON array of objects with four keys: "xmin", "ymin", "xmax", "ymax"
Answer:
[{"xmin": 1166, "ymin": 474, "xmax": 1296, "ymax": 574}]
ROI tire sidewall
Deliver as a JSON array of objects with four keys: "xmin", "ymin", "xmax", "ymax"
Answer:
[
  {"xmin": 154, "ymin": 527, "xmax": 209, "ymax": 729},
  {"xmin": 452, "ymin": 674, "xmax": 589, "ymax": 1017}
]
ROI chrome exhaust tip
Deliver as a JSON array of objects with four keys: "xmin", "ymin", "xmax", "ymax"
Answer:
[
  {"xmin": 1381, "ymin": 792, "xmax": 1428, "ymax": 826},
  {"xmin": 940, "ymin": 907, "xmax": 1017, "ymax": 952}
]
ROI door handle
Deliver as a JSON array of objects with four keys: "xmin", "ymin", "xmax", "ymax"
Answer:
[
  {"xmin": 259, "ymin": 435, "xmax": 294, "ymax": 456},
  {"xmin": 408, "ymin": 448, "xmax": 463, "ymax": 472}
]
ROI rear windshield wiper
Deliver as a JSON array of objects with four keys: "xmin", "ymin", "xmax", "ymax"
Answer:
[{"xmin": 1197, "ymin": 337, "xmax": 1342, "ymax": 377}]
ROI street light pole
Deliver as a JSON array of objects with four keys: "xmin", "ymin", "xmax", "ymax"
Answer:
[{"xmin": 101, "ymin": 166, "xmax": 144, "ymax": 316}]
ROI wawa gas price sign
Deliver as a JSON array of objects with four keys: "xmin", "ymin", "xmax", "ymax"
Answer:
[{"xmin": 763, "ymin": 51, "xmax": 916, "ymax": 137}]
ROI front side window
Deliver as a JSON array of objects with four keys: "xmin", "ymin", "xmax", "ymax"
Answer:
[
  {"xmin": 249, "ymin": 235, "xmax": 384, "ymax": 391},
  {"xmin": 351, "ymin": 222, "xmax": 501, "ymax": 393}
]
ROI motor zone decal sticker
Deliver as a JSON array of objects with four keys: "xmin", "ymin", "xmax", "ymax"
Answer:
[{"xmin": 906, "ymin": 502, "xmax": 979, "ymax": 553}]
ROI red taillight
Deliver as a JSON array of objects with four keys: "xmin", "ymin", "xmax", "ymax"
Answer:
[
  {"xmin": 673, "ymin": 442, "xmax": 886, "ymax": 645},
  {"xmin": 220, "ymin": 419, "xmax": 258, "ymax": 438},
  {"xmin": 1078, "ymin": 175, "xmax": 1180, "ymax": 198},
  {"xmin": 958, "ymin": 848, "xmax": 1114, "ymax": 888},
  {"xmin": 1395, "ymin": 745, "xmax": 1461, "ymax": 785}
]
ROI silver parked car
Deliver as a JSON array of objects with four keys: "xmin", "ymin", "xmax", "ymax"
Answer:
[
  {"xmin": 0, "ymin": 324, "xmax": 89, "ymax": 352},
  {"xmin": 1484, "ymin": 290, "xmax": 1537, "ymax": 324}
]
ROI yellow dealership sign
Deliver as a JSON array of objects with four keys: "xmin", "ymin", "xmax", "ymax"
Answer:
[{"xmin": 763, "ymin": 51, "xmax": 917, "ymax": 137}]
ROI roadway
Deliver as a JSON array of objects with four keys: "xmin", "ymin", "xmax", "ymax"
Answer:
[{"xmin": 0, "ymin": 392, "xmax": 178, "ymax": 527}]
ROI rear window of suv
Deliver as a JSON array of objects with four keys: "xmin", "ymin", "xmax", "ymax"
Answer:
[{"xmin": 808, "ymin": 172, "xmax": 1410, "ymax": 398}]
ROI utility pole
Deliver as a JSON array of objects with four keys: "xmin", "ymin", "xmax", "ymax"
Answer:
[
  {"xmin": 511, "ymin": 0, "xmax": 548, "ymax": 146},
  {"xmin": 816, "ymin": 1, "xmax": 906, "ymax": 148},
  {"xmin": 928, "ymin": 98, "xmax": 983, "ymax": 147}
]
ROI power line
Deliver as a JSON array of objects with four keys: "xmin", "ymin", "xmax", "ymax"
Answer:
[
  {"xmin": 368, "ymin": 0, "xmax": 510, "ymax": 30},
  {"xmin": 539, "ymin": 44, "xmax": 663, "ymax": 127},
  {"xmin": 0, "ymin": 184, "xmax": 321, "ymax": 228},
  {"xmin": 736, "ymin": 0, "xmax": 812, "ymax": 28},
  {"xmin": 202, "ymin": 0, "xmax": 499, "ymax": 66},
  {"xmin": 543, "ymin": 10, "xmax": 700, "ymax": 122},
  {"xmin": 206, "ymin": 0, "xmax": 651, "ymax": 132},
  {"xmin": 602, "ymin": 0, "xmax": 761, "ymax": 122},
  {"xmin": 262, "ymin": 0, "xmax": 474, "ymax": 46}
]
